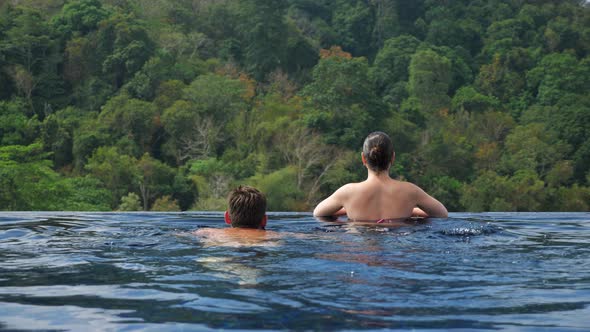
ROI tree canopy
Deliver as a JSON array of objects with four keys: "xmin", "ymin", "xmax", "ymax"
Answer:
[{"xmin": 0, "ymin": 0, "xmax": 589, "ymax": 212}]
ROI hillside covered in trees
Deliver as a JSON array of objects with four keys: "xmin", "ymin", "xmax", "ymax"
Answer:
[{"xmin": 0, "ymin": 0, "xmax": 589, "ymax": 212}]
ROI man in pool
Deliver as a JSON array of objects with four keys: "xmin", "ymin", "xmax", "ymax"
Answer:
[
  {"xmin": 313, "ymin": 131, "xmax": 448, "ymax": 222},
  {"xmin": 193, "ymin": 186, "xmax": 280, "ymax": 247},
  {"xmin": 224, "ymin": 185, "xmax": 268, "ymax": 230}
]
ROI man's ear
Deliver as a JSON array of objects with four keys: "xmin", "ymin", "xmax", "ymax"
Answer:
[
  {"xmin": 261, "ymin": 215, "xmax": 267, "ymax": 229},
  {"xmin": 224, "ymin": 211, "xmax": 232, "ymax": 225},
  {"xmin": 391, "ymin": 151, "xmax": 396, "ymax": 165}
]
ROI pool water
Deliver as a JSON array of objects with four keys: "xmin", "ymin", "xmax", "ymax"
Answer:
[{"xmin": 0, "ymin": 212, "xmax": 589, "ymax": 331}]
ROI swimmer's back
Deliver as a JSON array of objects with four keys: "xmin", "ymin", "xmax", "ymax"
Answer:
[
  {"xmin": 313, "ymin": 176, "xmax": 447, "ymax": 219},
  {"xmin": 341, "ymin": 178, "xmax": 419, "ymax": 221}
]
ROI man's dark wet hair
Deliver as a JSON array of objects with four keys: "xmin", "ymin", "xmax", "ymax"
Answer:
[
  {"xmin": 362, "ymin": 131, "xmax": 394, "ymax": 173},
  {"xmin": 228, "ymin": 186, "xmax": 267, "ymax": 229}
]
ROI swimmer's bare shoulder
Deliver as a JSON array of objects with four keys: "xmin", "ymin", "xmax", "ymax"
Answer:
[
  {"xmin": 192, "ymin": 228, "xmax": 281, "ymax": 247},
  {"xmin": 327, "ymin": 183, "xmax": 359, "ymax": 199},
  {"xmin": 193, "ymin": 228, "xmax": 285, "ymax": 238},
  {"xmin": 192, "ymin": 228, "xmax": 308, "ymax": 247},
  {"xmin": 313, "ymin": 183, "xmax": 359, "ymax": 217},
  {"xmin": 406, "ymin": 182, "xmax": 449, "ymax": 218}
]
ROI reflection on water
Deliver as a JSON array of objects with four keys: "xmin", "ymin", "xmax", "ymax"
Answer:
[
  {"xmin": 0, "ymin": 212, "xmax": 590, "ymax": 330},
  {"xmin": 196, "ymin": 256, "xmax": 263, "ymax": 286}
]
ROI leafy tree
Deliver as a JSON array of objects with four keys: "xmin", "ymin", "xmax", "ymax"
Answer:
[
  {"xmin": 302, "ymin": 49, "xmax": 385, "ymax": 146},
  {"xmin": 371, "ymin": 0, "xmax": 400, "ymax": 49},
  {"xmin": 319, "ymin": 150, "xmax": 363, "ymax": 201},
  {"xmin": 461, "ymin": 170, "xmax": 545, "ymax": 212},
  {"xmin": 170, "ymin": 168, "xmax": 196, "ymax": 211},
  {"xmin": 573, "ymin": 139, "xmax": 590, "ymax": 184},
  {"xmin": 247, "ymin": 166, "xmax": 304, "ymax": 211},
  {"xmin": 0, "ymin": 143, "xmax": 55, "ymax": 210},
  {"xmin": 285, "ymin": 1, "xmax": 337, "ymax": 49},
  {"xmin": 41, "ymin": 106, "xmax": 96, "ymax": 169},
  {"xmin": 124, "ymin": 54, "xmax": 206, "ymax": 100},
  {"xmin": 151, "ymin": 195, "xmax": 180, "ymax": 211},
  {"xmin": 97, "ymin": 11, "xmax": 155, "ymax": 89},
  {"xmin": 85, "ymin": 146, "xmax": 140, "ymax": 208},
  {"xmin": 245, "ymin": 89, "xmax": 302, "ymax": 161},
  {"xmin": 553, "ymin": 185, "xmax": 590, "ymax": 212},
  {"xmin": 118, "ymin": 192, "xmax": 142, "ymax": 211},
  {"xmin": 372, "ymin": 35, "xmax": 421, "ymax": 105},
  {"xmin": 1, "ymin": 0, "xmax": 590, "ymax": 213},
  {"xmin": 137, "ymin": 153, "xmax": 175, "ymax": 211},
  {"xmin": 0, "ymin": 143, "xmax": 107, "ymax": 210},
  {"xmin": 431, "ymin": 45, "xmax": 474, "ymax": 94},
  {"xmin": 543, "ymin": 7, "xmax": 588, "ymax": 54},
  {"xmin": 468, "ymin": 110, "xmax": 515, "ymax": 170},
  {"xmin": 331, "ymin": 0, "xmax": 374, "ymax": 56},
  {"xmin": 0, "ymin": 100, "xmax": 38, "ymax": 145},
  {"xmin": 501, "ymin": 123, "xmax": 571, "ymax": 177},
  {"xmin": 98, "ymin": 94, "xmax": 159, "ymax": 156},
  {"xmin": 71, "ymin": 116, "xmax": 109, "ymax": 171},
  {"xmin": 416, "ymin": 121, "xmax": 475, "ymax": 182},
  {"xmin": 445, "ymin": 19, "xmax": 482, "ymax": 53},
  {"xmin": 383, "ymin": 110, "xmax": 420, "ymax": 155},
  {"xmin": 154, "ymin": 80, "xmax": 186, "ymax": 109},
  {"xmin": 240, "ymin": 0, "xmax": 288, "ymax": 80},
  {"xmin": 182, "ymin": 74, "xmax": 248, "ymax": 124},
  {"xmin": 408, "ymin": 49, "xmax": 452, "ymax": 113},
  {"xmin": 546, "ymin": 160, "xmax": 574, "ymax": 188},
  {"xmin": 275, "ymin": 125, "xmax": 338, "ymax": 205},
  {"xmin": 476, "ymin": 52, "xmax": 530, "ymax": 106},
  {"xmin": 193, "ymin": 0, "xmax": 241, "ymax": 57},
  {"xmin": 189, "ymin": 158, "xmax": 233, "ymax": 211},
  {"xmin": 71, "ymin": 77, "xmax": 114, "ymax": 111},
  {"xmin": 63, "ymin": 36, "xmax": 92, "ymax": 85},
  {"xmin": 424, "ymin": 175, "xmax": 464, "ymax": 212},
  {"xmin": 451, "ymin": 86, "xmax": 500, "ymax": 113},
  {"xmin": 1, "ymin": 6, "xmax": 52, "ymax": 77},
  {"xmin": 60, "ymin": 176, "xmax": 111, "ymax": 211},
  {"xmin": 162, "ymin": 74, "xmax": 247, "ymax": 164},
  {"xmin": 284, "ymin": 21, "xmax": 319, "ymax": 75},
  {"xmin": 52, "ymin": 0, "xmax": 109, "ymax": 38},
  {"xmin": 424, "ymin": 2, "xmax": 482, "ymax": 52},
  {"xmin": 521, "ymin": 95, "xmax": 590, "ymax": 182},
  {"xmin": 527, "ymin": 52, "xmax": 589, "ymax": 105},
  {"xmin": 482, "ymin": 17, "xmax": 536, "ymax": 60},
  {"xmin": 0, "ymin": 6, "xmax": 60, "ymax": 114}
]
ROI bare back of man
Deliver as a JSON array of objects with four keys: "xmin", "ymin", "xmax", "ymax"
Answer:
[{"xmin": 192, "ymin": 228, "xmax": 282, "ymax": 247}]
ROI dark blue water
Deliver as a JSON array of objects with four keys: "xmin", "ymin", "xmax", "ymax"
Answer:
[{"xmin": 0, "ymin": 212, "xmax": 589, "ymax": 331}]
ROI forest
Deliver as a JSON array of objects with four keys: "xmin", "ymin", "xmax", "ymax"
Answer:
[{"xmin": 0, "ymin": 0, "xmax": 589, "ymax": 212}]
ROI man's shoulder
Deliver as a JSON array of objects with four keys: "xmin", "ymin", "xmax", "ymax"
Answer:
[{"xmin": 193, "ymin": 227, "xmax": 281, "ymax": 247}]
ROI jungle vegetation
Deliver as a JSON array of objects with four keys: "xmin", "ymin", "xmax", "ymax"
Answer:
[{"xmin": 1, "ymin": 0, "xmax": 589, "ymax": 212}]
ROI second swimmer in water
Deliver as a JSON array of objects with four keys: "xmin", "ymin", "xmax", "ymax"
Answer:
[{"xmin": 313, "ymin": 131, "xmax": 448, "ymax": 221}]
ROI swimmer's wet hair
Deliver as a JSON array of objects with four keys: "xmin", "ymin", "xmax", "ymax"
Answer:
[
  {"xmin": 362, "ymin": 131, "xmax": 394, "ymax": 172},
  {"xmin": 228, "ymin": 186, "xmax": 267, "ymax": 229}
]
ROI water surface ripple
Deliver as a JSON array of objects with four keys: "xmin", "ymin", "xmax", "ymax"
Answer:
[{"xmin": 0, "ymin": 212, "xmax": 589, "ymax": 331}]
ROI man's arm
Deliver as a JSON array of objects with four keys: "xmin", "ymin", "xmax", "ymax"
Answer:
[
  {"xmin": 414, "ymin": 186, "xmax": 448, "ymax": 218},
  {"xmin": 313, "ymin": 186, "xmax": 349, "ymax": 217}
]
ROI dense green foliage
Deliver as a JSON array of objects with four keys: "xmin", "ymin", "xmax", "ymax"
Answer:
[{"xmin": 1, "ymin": 0, "xmax": 589, "ymax": 212}]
